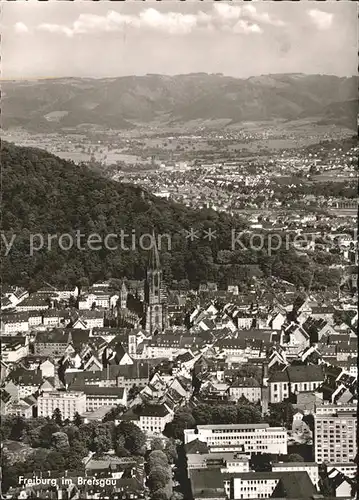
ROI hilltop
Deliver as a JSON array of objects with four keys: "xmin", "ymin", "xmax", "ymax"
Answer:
[
  {"xmin": 2, "ymin": 73, "xmax": 357, "ymax": 131},
  {"xmin": 1, "ymin": 141, "xmax": 243, "ymax": 290}
]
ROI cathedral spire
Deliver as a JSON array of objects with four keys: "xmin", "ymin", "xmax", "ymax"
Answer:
[{"xmin": 148, "ymin": 231, "xmax": 161, "ymax": 271}]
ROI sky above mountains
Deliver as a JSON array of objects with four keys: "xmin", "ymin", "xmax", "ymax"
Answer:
[{"xmin": 2, "ymin": 1, "xmax": 357, "ymax": 79}]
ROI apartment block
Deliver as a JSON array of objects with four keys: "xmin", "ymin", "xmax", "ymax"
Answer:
[
  {"xmin": 314, "ymin": 403, "xmax": 357, "ymax": 463},
  {"xmin": 37, "ymin": 391, "xmax": 86, "ymax": 420}
]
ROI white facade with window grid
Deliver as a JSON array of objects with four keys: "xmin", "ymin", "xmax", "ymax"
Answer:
[{"xmin": 184, "ymin": 424, "xmax": 287, "ymax": 455}]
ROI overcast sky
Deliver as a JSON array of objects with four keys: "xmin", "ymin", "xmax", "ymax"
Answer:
[{"xmin": 2, "ymin": 1, "xmax": 357, "ymax": 79}]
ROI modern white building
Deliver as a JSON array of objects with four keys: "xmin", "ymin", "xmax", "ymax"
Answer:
[
  {"xmin": 78, "ymin": 292, "xmax": 110, "ymax": 310},
  {"xmin": 272, "ymin": 462, "xmax": 319, "ymax": 487},
  {"xmin": 222, "ymin": 470, "xmax": 317, "ymax": 499},
  {"xmin": 187, "ymin": 452, "xmax": 250, "ymax": 474},
  {"xmin": 37, "ymin": 391, "xmax": 86, "ymax": 420},
  {"xmin": 225, "ymin": 473, "xmax": 279, "ymax": 499},
  {"xmin": 184, "ymin": 423, "xmax": 288, "ymax": 455}
]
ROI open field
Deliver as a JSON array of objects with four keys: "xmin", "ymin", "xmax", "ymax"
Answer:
[{"xmin": 1, "ymin": 118, "xmax": 355, "ymax": 168}]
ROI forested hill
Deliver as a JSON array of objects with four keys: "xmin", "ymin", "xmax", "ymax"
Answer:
[
  {"xmin": 2, "ymin": 141, "xmax": 243, "ymax": 290},
  {"xmin": 2, "ymin": 142, "xmax": 341, "ymax": 292}
]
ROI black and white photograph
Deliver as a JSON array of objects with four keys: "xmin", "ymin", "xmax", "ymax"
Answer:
[{"xmin": 1, "ymin": 1, "xmax": 358, "ymax": 499}]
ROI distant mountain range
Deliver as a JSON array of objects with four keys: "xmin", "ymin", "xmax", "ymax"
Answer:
[{"xmin": 2, "ymin": 73, "xmax": 357, "ymax": 131}]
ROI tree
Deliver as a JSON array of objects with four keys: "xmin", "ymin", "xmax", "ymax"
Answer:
[
  {"xmin": 90, "ymin": 424, "xmax": 113, "ymax": 454},
  {"xmin": 171, "ymin": 493, "xmax": 184, "ymax": 500},
  {"xmin": 62, "ymin": 424, "xmax": 80, "ymax": 444},
  {"xmin": 9, "ymin": 416, "xmax": 27, "ymax": 441},
  {"xmin": 236, "ymin": 404, "xmax": 262, "ymax": 424},
  {"xmin": 51, "ymin": 432, "xmax": 70, "ymax": 452},
  {"xmin": 25, "ymin": 425, "xmax": 42, "ymax": 448},
  {"xmin": 268, "ymin": 402, "xmax": 295, "ymax": 429},
  {"xmin": 151, "ymin": 487, "xmax": 171, "ymax": 500},
  {"xmin": 117, "ymin": 421, "xmax": 146, "ymax": 455},
  {"xmin": 129, "ymin": 384, "xmax": 142, "ymax": 400},
  {"xmin": 148, "ymin": 450, "xmax": 169, "ymax": 470},
  {"xmin": 165, "ymin": 441, "xmax": 178, "ymax": 464},
  {"xmin": 287, "ymin": 453, "xmax": 304, "ymax": 462},
  {"xmin": 151, "ymin": 438, "xmax": 164, "ymax": 451},
  {"xmin": 0, "ymin": 416, "xmax": 14, "ymax": 441},
  {"xmin": 1, "ymin": 452, "xmax": 26, "ymax": 493},
  {"xmin": 116, "ymin": 445, "xmax": 131, "ymax": 458},
  {"xmin": 250, "ymin": 453, "xmax": 272, "ymax": 472},
  {"xmin": 148, "ymin": 466, "xmax": 171, "ymax": 491},
  {"xmin": 63, "ymin": 439, "xmax": 87, "ymax": 470},
  {"xmin": 46, "ymin": 451, "xmax": 66, "ymax": 471},
  {"xmin": 164, "ymin": 409, "xmax": 195, "ymax": 440},
  {"xmin": 237, "ymin": 364, "xmax": 262, "ymax": 383},
  {"xmin": 39, "ymin": 421, "xmax": 61, "ymax": 448},
  {"xmin": 73, "ymin": 412, "xmax": 83, "ymax": 427},
  {"xmin": 52, "ymin": 408, "xmax": 62, "ymax": 426},
  {"xmin": 103, "ymin": 405, "xmax": 125, "ymax": 422},
  {"xmin": 24, "ymin": 448, "xmax": 51, "ymax": 472},
  {"xmin": 114, "ymin": 432, "xmax": 129, "ymax": 457}
]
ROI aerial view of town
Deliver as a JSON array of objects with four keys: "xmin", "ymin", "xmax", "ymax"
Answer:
[{"xmin": 1, "ymin": 2, "xmax": 358, "ymax": 500}]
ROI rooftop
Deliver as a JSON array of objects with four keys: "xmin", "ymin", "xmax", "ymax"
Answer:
[{"xmin": 269, "ymin": 364, "xmax": 324, "ymax": 383}]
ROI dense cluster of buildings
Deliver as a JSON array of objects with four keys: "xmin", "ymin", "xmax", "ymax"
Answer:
[{"xmin": 1, "ymin": 240, "xmax": 357, "ymax": 499}]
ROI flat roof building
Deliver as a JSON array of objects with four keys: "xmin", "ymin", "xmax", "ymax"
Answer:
[{"xmin": 184, "ymin": 423, "xmax": 287, "ymax": 455}]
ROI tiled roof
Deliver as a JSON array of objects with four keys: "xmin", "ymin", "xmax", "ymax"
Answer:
[
  {"xmin": 80, "ymin": 385, "xmax": 125, "ymax": 397},
  {"xmin": 7, "ymin": 367, "xmax": 43, "ymax": 386},
  {"xmin": 231, "ymin": 377, "xmax": 260, "ymax": 388},
  {"xmin": 134, "ymin": 403, "xmax": 171, "ymax": 417},
  {"xmin": 269, "ymin": 364, "xmax": 324, "ymax": 383},
  {"xmin": 185, "ymin": 439, "xmax": 209, "ymax": 455}
]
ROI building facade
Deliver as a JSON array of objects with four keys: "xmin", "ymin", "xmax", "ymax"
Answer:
[
  {"xmin": 272, "ymin": 462, "xmax": 319, "ymax": 487},
  {"xmin": 268, "ymin": 365, "xmax": 324, "ymax": 403},
  {"xmin": 314, "ymin": 403, "xmax": 357, "ymax": 463},
  {"xmin": 37, "ymin": 391, "xmax": 86, "ymax": 420},
  {"xmin": 184, "ymin": 423, "xmax": 288, "ymax": 455}
]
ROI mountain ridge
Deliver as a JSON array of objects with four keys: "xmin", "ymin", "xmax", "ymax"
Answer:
[{"xmin": 2, "ymin": 73, "xmax": 357, "ymax": 130}]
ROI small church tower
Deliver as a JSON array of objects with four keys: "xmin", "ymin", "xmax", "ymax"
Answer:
[
  {"xmin": 144, "ymin": 234, "xmax": 167, "ymax": 334},
  {"xmin": 120, "ymin": 281, "xmax": 128, "ymax": 309}
]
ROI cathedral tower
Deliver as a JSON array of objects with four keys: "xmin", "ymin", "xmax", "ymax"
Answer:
[{"xmin": 144, "ymin": 234, "xmax": 167, "ymax": 334}]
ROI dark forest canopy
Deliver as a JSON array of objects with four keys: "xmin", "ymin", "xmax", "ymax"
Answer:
[{"xmin": 1, "ymin": 142, "xmax": 344, "ymax": 292}]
